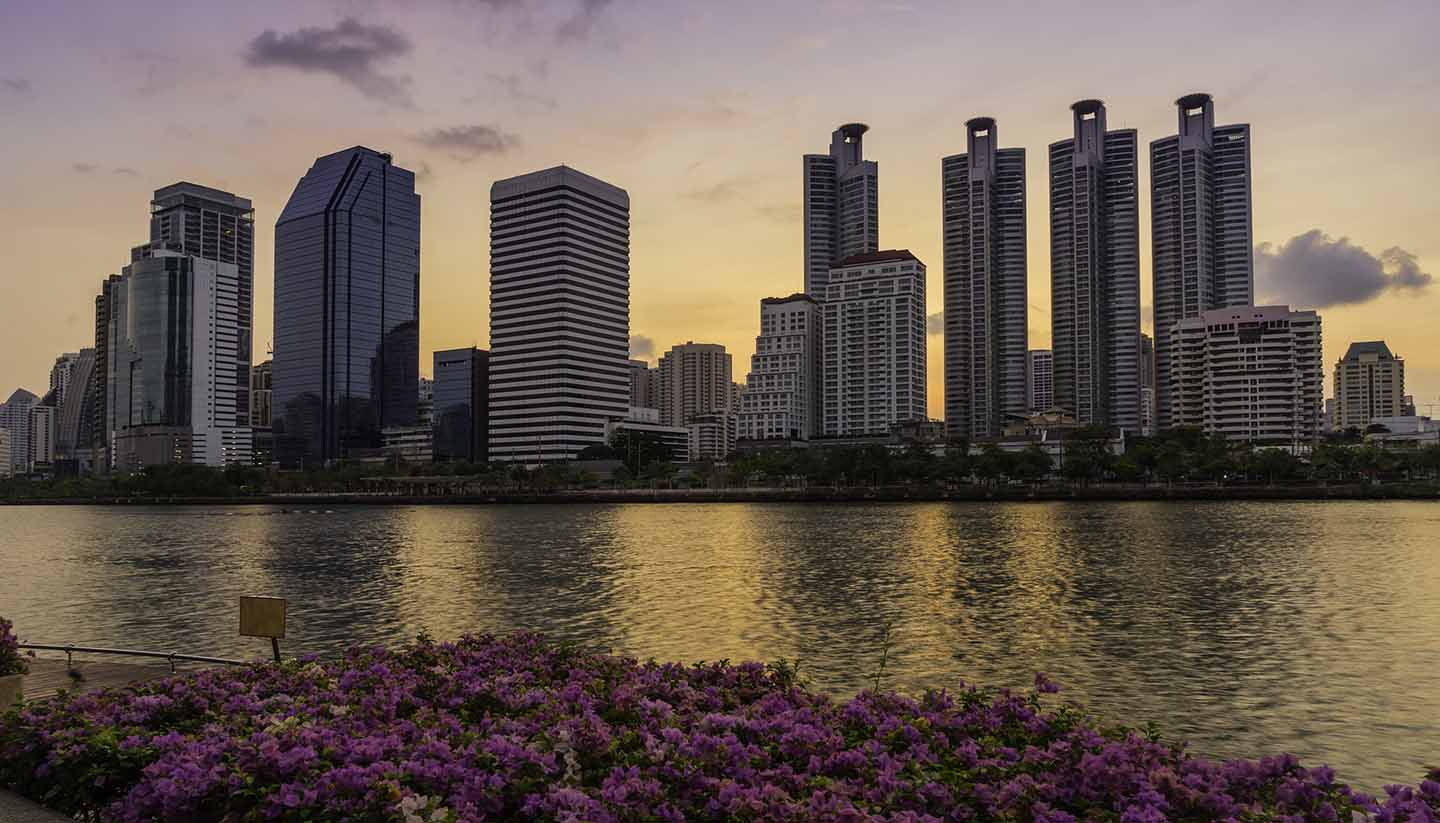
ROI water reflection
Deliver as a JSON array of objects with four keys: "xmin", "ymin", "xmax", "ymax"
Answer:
[{"xmin": 1, "ymin": 501, "xmax": 1437, "ymax": 790}]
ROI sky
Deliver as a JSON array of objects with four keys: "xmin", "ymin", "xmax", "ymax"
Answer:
[{"xmin": 1, "ymin": 0, "xmax": 1438, "ymax": 417}]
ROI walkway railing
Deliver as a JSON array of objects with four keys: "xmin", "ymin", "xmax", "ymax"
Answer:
[{"xmin": 20, "ymin": 643, "xmax": 248, "ymax": 673}]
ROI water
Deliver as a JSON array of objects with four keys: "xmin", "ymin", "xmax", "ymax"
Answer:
[{"xmin": 2, "ymin": 501, "xmax": 1437, "ymax": 790}]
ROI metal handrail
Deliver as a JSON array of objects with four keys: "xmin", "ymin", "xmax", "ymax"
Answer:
[{"xmin": 20, "ymin": 643, "xmax": 249, "ymax": 673}]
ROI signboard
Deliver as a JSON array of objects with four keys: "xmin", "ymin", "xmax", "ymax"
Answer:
[{"xmin": 239, "ymin": 596, "xmax": 287, "ymax": 639}]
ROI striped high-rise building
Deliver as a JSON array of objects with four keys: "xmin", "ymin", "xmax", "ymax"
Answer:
[
  {"xmin": 489, "ymin": 166, "xmax": 630, "ymax": 464},
  {"xmin": 943, "ymin": 117, "xmax": 1028, "ymax": 440},
  {"xmin": 1151, "ymin": 93, "xmax": 1253, "ymax": 430},
  {"xmin": 803, "ymin": 123, "xmax": 878, "ymax": 298},
  {"xmin": 1026, "ymin": 349, "xmax": 1054, "ymax": 414},
  {"xmin": 1048, "ymin": 100, "xmax": 1141, "ymax": 431}
]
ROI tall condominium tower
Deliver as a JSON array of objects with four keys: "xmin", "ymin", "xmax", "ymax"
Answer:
[
  {"xmin": 1151, "ymin": 93, "xmax": 1253, "ymax": 430},
  {"xmin": 943, "ymin": 118, "xmax": 1028, "ymax": 440},
  {"xmin": 489, "ymin": 166, "xmax": 629, "ymax": 464},
  {"xmin": 821, "ymin": 250, "xmax": 927, "ymax": 436},
  {"xmin": 626, "ymin": 359, "xmax": 658, "ymax": 410},
  {"xmin": 1049, "ymin": 100, "xmax": 1141, "ymax": 430},
  {"xmin": 272, "ymin": 147, "xmax": 420, "ymax": 467},
  {"xmin": 737, "ymin": 293, "xmax": 822, "ymax": 442},
  {"xmin": 1171, "ymin": 306, "xmax": 1321, "ymax": 444},
  {"xmin": 1026, "ymin": 349, "xmax": 1054, "ymax": 414},
  {"xmin": 1333, "ymin": 341, "xmax": 1405, "ymax": 430},
  {"xmin": 656, "ymin": 342, "xmax": 733, "ymax": 427},
  {"xmin": 803, "ymin": 123, "xmax": 878, "ymax": 297},
  {"xmin": 0, "ymin": 389, "xmax": 38, "ymax": 474},
  {"xmin": 433, "ymin": 347, "xmax": 489, "ymax": 464},
  {"xmin": 149, "ymin": 183, "xmax": 255, "ymax": 426},
  {"xmin": 55, "ymin": 348, "xmax": 96, "ymax": 465}
]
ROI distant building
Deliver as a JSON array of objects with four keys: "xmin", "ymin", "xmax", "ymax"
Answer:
[
  {"xmin": 1140, "ymin": 333, "xmax": 1156, "ymax": 435},
  {"xmin": 943, "ymin": 117, "xmax": 1028, "ymax": 440},
  {"xmin": 249, "ymin": 360, "xmax": 272, "ymax": 429},
  {"xmin": 1171, "ymin": 306, "xmax": 1322, "ymax": 444},
  {"xmin": 417, "ymin": 377, "xmax": 434, "ymax": 428},
  {"xmin": 381, "ymin": 426, "xmax": 433, "ymax": 464},
  {"xmin": 657, "ymin": 342, "xmax": 733, "ymax": 427},
  {"xmin": 1402, "ymin": 395, "xmax": 1417, "ymax": 417},
  {"xmin": 1151, "ymin": 94, "xmax": 1253, "ymax": 430},
  {"xmin": 1027, "ymin": 350, "xmax": 1054, "ymax": 414},
  {"xmin": 821, "ymin": 250, "xmax": 927, "ymax": 436},
  {"xmin": 627, "ymin": 359, "xmax": 657, "ymax": 410},
  {"xmin": 489, "ymin": 166, "xmax": 629, "ymax": 464},
  {"xmin": 0, "ymin": 429, "xmax": 9, "ymax": 478},
  {"xmin": 687, "ymin": 411, "xmax": 736, "ymax": 461},
  {"xmin": 804, "ymin": 123, "xmax": 879, "ymax": 298},
  {"xmin": 49, "ymin": 353, "xmax": 82, "ymax": 408},
  {"xmin": 1333, "ymin": 341, "xmax": 1405, "ymax": 431},
  {"xmin": 30, "ymin": 405, "xmax": 56, "ymax": 468},
  {"xmin": 737, "ymin": 294, "xmax": 821, "ymax": 443},
  {"xmin": 272, "ymin": 147, "xmax": 420, "ymax": 467},
  {"xmin": 1048, "ymin": 100, "xmax": 1141, "ymax": 431},
  {"xmin": 433, "ymin": 347, "xmax": 488, "ymax": 464},
  {"xmin": 1, "ymin": 389, "xmax": 39, "ymax": 474},
  {"xmin": 55, "ymin": 348, "xmax": 97, "ymax": 467},
  {"xmin": 606, "ymin": 417, "xmax": 690, "ymax": 464}
]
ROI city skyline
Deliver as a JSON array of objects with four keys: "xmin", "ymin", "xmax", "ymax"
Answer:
[{"xmin": 2, "ymin": 1, "xmax": 1438, "ymax": 416}]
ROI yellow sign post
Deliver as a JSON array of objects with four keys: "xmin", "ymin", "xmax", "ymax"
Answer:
[{"xmin": 239, "ymin": 596, "xmax": 287, "ymax": 663}]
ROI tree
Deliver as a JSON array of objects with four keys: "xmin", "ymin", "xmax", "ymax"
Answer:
[
  {"xmin": 1250, "ymin": 448, "xmax": 1298, "ymax": 485},
  {"xmin": 974, "ymin": 444, "xmax": 1011, "ymax": 486},
  {"xmin": 1012, "ymin": 444, "xmax": 1052, "ymax": 483},
  {"xmin": 609, "ymin": 429, "xmax": 674, "ymax": 476},
  {"xmin": 938, "ymin": 447, "xmax": 973, "ymax": 486}
]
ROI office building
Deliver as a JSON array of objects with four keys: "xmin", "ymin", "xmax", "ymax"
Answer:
[
  {"xmin": 92, "ymin": 274, "xmax": 121, "ymax": 470},
  {"xmin": 1027, "ymin": 350, "xmax": 1054, "ymax": 413},
  {"xmin": 55, "ymin": 348, "xmax": 96, "ymax": 465},
  {"xmin": 48, "ymin": 352, "xmax": 82, "ymax": 408},
  {"xmin": 1151, "ymin": 93, "xmax": 1253, "ymax": 430},
  {"xmin": 249, "ymin": 361, "xmax": 272, "ymax": 428},
  {"xmin": 30, "ymin": 404, "xmax": 56, "ymax": 468},
  {"xmin": 804, "ymin": 123, "xmax": 879, "ymax": 297},
  {"xmin": 656, "ymin": 342, "xmax": 733, "ymax": 427},
  {"xmin": 943, "ymin": 117, "xmax": 1028, "ymax": 439},
  {"xmin": 489, "ymin": 165, "xmax": 629, "ymax": 464},
  {"xmin": 1171, "ymin": 306, "xmax": 1322, "ymax": 444},
  {"xmin": 1049, "ymin": 100, "xmax": 1141, "ymax": 430},
  {"xmin": 687, "ymin": 411, "xmax": 736, "ymax": 461},
  {"xmin": 272, "ymin": 147, "xmax": 420, "ymax": 467},
  {"xmin": 1333, "ymin": 341, "xmax": 1405, "ymax": 431},
  {"xmin": 627, "ymin": 359, "xmax": 658, "ymax": 411},
  {"xmin": 0, "ymin": 389, "xmax": 38, "ymax": 474},
  {"xmin": 606, "ymin": 416, "xmax": 690, "ymax": 464},
  {"xmin": 433, "ymin": 347, "xmax": 488, "ymax": 463},
  {"xmin": 821, "ymin": 250, "xmax": 927, "ymax": 436},
  {"xmin": 737, "ymin": 293, "xmax": 822, "ymax": 442}
]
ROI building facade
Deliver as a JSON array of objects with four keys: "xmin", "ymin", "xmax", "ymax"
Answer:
[
  {"xmin": 0, "ymin": 429, "xmax": 9, "ymax": 478},
  {"xmin": 433, "ymin": 347, "xmax": 488, "ymax": 464},
  {"xmin": 821, "ymin": 250, "xmax": 927, "ymax": 436},
  {"xmin": 1171, "ymin": 306, "xmax": 1322, "ymax": 444},
  {"xmin": 943, "ymin": 117, "xmax": 1028, "ymax": 440},
  {"xmin": 54, "ymin": 348, "xmax": 96, "ymax": 466},
  {"xmin": 1027, "ymin": 349, "xmax": 1054, "ymax": 413},
  {"xmin": 687, "ymin": 411, "xmax": 736, "ymax": 461},
  {"xmin": 627, "ymin": 359, "xmax": 657, "ymax": 411},
  {"xmin": 271, "ymin": 147, "xmax": 421, "ymax": 467},
  {"xmin": 1151, "ymin": 94, "xmax": 1253, "ymax": 430},
  {"xmin": 1048, "ymin": 100, "xmax": 1141, "ymax": 430},
  {"xmin": 249, "ymin": 361, "xmax": 272, "ymax": 428},
  {"xmin": 656, "ymin": 342, "xmax": 733, "ymax": 427},
  {"xmin": 489, "ymin": 165, "xmax": 629, "ymax": 464},
  {"xmin": 737, "ymin": 294, "xmax": 821, "ymax": 442},
  {"xmin": 1333, "ymin": 341, "xmax": 1405, "ymax": 431},
  {"xmin": 30, "ymin": 405, "xmax": 56, "ymax": 468},
  {"xmin": 804, "ymin": 123, "xmax": 879, "ymax": 298}
]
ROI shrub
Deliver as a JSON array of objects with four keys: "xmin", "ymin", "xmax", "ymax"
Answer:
[{"xmin": 0, "ymin": 617, "xmax": 27, "ymax": 677}]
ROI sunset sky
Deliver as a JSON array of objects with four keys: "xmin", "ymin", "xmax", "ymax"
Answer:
[{"xmin": 2, "ymin": 0, "xmax": 1437, "ymax": 416}]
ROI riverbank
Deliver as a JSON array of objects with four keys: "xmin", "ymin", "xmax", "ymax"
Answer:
[{"xmin": 3, "ymin": 481, "xmax": 1439, "ymax": 505}]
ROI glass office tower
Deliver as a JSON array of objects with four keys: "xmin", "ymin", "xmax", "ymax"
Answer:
[{"xmin": 272, "ymin": 146, "xmax": 421, "ymax": 467}]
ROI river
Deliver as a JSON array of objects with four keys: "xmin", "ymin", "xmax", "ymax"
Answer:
[{"xmin": 2, "ymin": 501, "xmax": 1436, "ymax": 790}]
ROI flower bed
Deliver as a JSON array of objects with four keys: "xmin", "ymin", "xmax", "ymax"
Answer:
[{"xmin": 0, "ymin": 633, "xmax": 1435, "ymax": 822}]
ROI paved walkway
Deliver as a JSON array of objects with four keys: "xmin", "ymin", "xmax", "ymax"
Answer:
[
  {"xmin": 22, "ymin": 657, "xmax": 207, "ymax": 701},
  {"xmin": 0, "ymin": 789, "xmax": 72, "ymax": 822}
]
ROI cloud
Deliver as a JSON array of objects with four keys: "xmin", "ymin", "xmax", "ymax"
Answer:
[
  {"xmin": 486, "ymin": 72, "xmax": 557, "ymax": 111},
  {"xmin": 927, "ymin": 312, "xmax": 944, "ymax": 336},
  {"xmin": 244, "ymin": 18, "xmax": 413, "ymax": 106},
  {"xmin": 556, "ymin": 0, "xmax": 613, "ymax": 40},
  {"xmin": 629, "ymin": 334, "xmax": 655, "ymax": 360},
  {"xmin": 72, "ymin": 163, "xmax": 96, "ymax": 174},
  {"xmin": 414, "ymin": 161, "xmax": 434, "ymax": 183},
  {"xmin": 1256, "ymin": 229, "xmax": 1432, "ymax": 309},
  {"xmin": 2, "ymin": 77, "xmax": 29, "ymax": 93},
  {"xmin": 413, "ymin": 124, "xmax": 519, "ymax": 160},
  {"xmin": 681, "ymin": 179, "xmax": 748, "ymax": 204},
  {"xmin": 756, "ymin": 202, "xmax": 797, "ymax": 223},
  {"xmin": 113, "ymin": 167, "xmax": 139, "ymax": 176}
]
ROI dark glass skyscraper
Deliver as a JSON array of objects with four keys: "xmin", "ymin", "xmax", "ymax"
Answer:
[
  {"xmin": 1048, "ymin": 100, "xmax": 1141, "ymax": 431},
  {"xmin": 432, "ymin": 347, "xmax": 488, "ymax": 463},
  {"xmin": 272, "ymin": 147, "xmax": 420, "ymax": 467},
  {"xmin": 803, "ymin": 124, "xmax": 878, "ymax": 298}
]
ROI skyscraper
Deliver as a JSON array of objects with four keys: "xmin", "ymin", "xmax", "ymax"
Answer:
[
  {"xmin": 271, "ymin": 147, "xmax": 421, "ymax": 467},
  {"xmin": 656, "ymin": 342, "xmax": 733, "ymax": 427},
  {"xmin": 737, "ymin": 293, "xmax": 821, "ymax": 442},
  {"xmin": 1151, "ymin": 93, "xmax": 1253, "ymax": 430},
  {"xmin": 49, "ymin": 352, "xmax": 82, "ymax": 408},
  {"xmin": 943, "ymin": 117, "xmax": 1028, "ymax": 440},
  {"xmin": 804, "ymin": 123, "xmax": 878, "ymax": 297},
  {"xmin": 1333, "ymin": 341, "xmax": 1405, "ymax": 430},
  {"xmin": 0, "ymin": 389, "xmax": 37, "ymax": 474},
  {"xmin": 1171, "ymin": 306, "xmax": 1321, "ymax": 444},
  {"xmin": 55, "ymin": 348, "xmax": 96, "ymax": 466},
  {"xmin": 148, "ymin": 183, "xmax": 255, "ymax": 426},
  {"xmin": 1048, "ymin": 100, "xmax": 1141, "ymax": 430},
  {"xmin": 821, "ymin": 250, "xmax": 927, "ymax": 436},
  {"xmin": 433, "ymin": 347, "xmax": 488, "ymax": 464},
  {"xmin": 1026, "ymin": 350, "xmax": 1054, "ymax": 414},
  {"xmin": 488, "ymin": 165, "xmax": 629, "ymax": 464}
]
